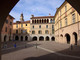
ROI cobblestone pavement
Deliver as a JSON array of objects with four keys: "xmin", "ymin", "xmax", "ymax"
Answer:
[{"xmin": 2, "ymin": 41, "xmax": 80, "ymax": 60}]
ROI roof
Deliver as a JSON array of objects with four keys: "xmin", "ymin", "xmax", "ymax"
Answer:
[
  {"xmin": 31, "ymin": 16, "xmax": 54, "ymax": 19},
  {"xmin": 13, "ymin": 20, "xmax": 30, "ymax": 24},
  {"xmin": 8, "ymin": 15, "xmax": 15, "ymax": 19},
  {"xmin": 54, "ymin": 1, "xmax": 67, "ymax": 18}
]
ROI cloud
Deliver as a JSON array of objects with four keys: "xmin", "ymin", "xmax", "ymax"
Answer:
[{"xmin": 9, "ymin": 0, "xmax": 65, "ymax": 22}]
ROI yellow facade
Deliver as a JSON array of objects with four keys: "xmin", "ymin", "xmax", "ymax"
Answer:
[
  {"xmin": 54, "ymin": 1, "xmax": 80, "ymax": 45},
  {"xmin": 13, "ymin": 21, "xmax": 30, "ymax": 34},
  {"xmin": 55, "ymin": 1, "xmax": 80, "ymax": 31}
]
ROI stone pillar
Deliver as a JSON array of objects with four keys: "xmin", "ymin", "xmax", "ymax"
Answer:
[
  {"xmin": 37, "ymin": 36, "xmax": 39, "ymax": 41},
  {"xmin": 49, "ymin": 18, "xmax": 51, "ymax": 23}
]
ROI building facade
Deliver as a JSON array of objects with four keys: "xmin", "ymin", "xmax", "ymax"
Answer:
[
  {"xmin": 13, "ymin": 14, "xmax": 31, "ymax": 41},
  {"xmin": 1, "ymin": 15, "xmax": 14, "ymax": 42},
  {"xmin": 30, "ymin": 15, "xmax": 55, "ymax": 41},
  {"xmin": 54, "ymin": 1, "xmax": 80, "ymax": 45}
]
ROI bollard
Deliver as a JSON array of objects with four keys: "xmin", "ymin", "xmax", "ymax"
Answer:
[
  {"xmin": 36, "ymin": 43, "xmax": 37, "ymax": 49},
  {"xmin": 71, "ymin": 44, "xmax": 73, "ymax": 50}
]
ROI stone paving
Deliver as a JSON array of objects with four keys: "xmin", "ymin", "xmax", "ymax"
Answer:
[{"xmin": 1, "ymin": 41, "xmax": 80, "ymax": 60}]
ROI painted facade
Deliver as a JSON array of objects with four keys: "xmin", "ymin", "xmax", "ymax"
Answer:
[
  {"xmin": 30, "ymin": 15, "xmax": 55, "ymax": 41},
  {"xmin": 54, "ymin": 1, "xmax": 80, "ymax": 45},
  {"xmin": 1, "ymin": 15, "xmax": 14, "ymax": 42}
]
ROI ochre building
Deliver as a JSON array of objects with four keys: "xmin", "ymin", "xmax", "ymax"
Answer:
[
  {"xmin": 54, "ymin": 1, "xmax": 80, "ymax": 45},
  {"xmin": 1, "ymin": 15, "xmax": 14, "ymax": 42},
  {"xmin": 13, "ymin": 14, "xmax": 31, "ymax": 41},
  {"xmin": 30, "ymin": 14, "xmax": 55, "ymax": 41}
]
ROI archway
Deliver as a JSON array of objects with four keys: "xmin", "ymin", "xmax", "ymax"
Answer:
[
  {"xmin": 21, "ymin": 36, "xmax": 23, "ymax": 41},
  {"xmin": 46, "ymin": 36, "xmax": 49, "ymax": 41},
  {"xmin": 65, "ymin": 33, "xmax": 70, "ymax": 44},
  {"xmin": 32, "ymin": 36, "xmax": 37, "ymax": 41},
  {"xmin": 25, "ymin": 36, "xmax": 28, "ymax": 41},
  {"xmin": 15, "ymin": 35, "xmax": 19, "ymax": 41},
  {"xmin": 73, "ymin": 32, "xmax": 77, "ymax": 45},
  {"xmin": 4, "ymin": 35, "xmax": 7, "ymax": 42},
  {"xmin": 51, "ymin": 36, "xmax": 55, "ymax": 41},
  {"xmin": 39, "ymin": 36, "xmax": 44, "ymax": 41}
]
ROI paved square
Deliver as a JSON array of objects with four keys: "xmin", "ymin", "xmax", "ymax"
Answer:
[{"xmin": 2, "ymin": 41, "xmax": 80, "ymax": 60}]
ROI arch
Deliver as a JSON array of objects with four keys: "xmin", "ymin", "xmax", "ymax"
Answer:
[
  {"xmin": 42, "ymin": 19, "xmax": 43, "ymax": 23},
  {"xmin": 65, "ymin": 33, "xmax": 70, "ymax": 44},
  {"xmin": 15, "ymin": 35, "xmax": 19, "ymax": 41},
  {"xmin": 60, "ymin": 34, "xmax": 63, "ymax": 37},
  {"xmin": 40, "ymin": 20, "xmax": 41, "ymax": 23},
  {"xmin": 32, "ymin": 36, "xmax": 37, "ymax": 41},
  {"xmin": 47, "ymin": 19, "xmax": 49, "ymax": 23},
  {"xmin": 37, "ymin": 20, "xmax": 38, "ymax": 23},
  {"xmin": 73, "ymin": 32, "xmax": 77, "ymax": 45},
  {"xmin": 51, "ymin": 36, "xmax": 55, "ymax": 41},
  {"xmin": 35, "ymin": 20, "xmax": 36, "ymax": 23},
  {"xmin": 25, "ymin": 36, "xmax": 28, "ymax": 41},
  {"xmin": 46, "ymin": 36, "xmax": 49, "ymax": 41},
  {"xmin": 44, "ymin": 19, "xmax": 46, "ymax": 23},
  {"xmin": 4, "ymin": 35, "xmax": 7, "ymax": 42},
  {"xmin": 39, "ymin": 36, "xmax": 44, "ymax": 41},
  {"xmin": 50, "ymin": 19, "xmax": 53, "ymax": 23},
  {"xmin": 21, "ymin": 36, "xmax": 23, "ymax": 41}
]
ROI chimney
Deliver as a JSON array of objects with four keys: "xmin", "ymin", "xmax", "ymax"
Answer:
[
  {"xmin": 49, "ymin": 13, "xmax": 51, "ymax": 16},
  {"xmin": 31, "ymin": 15, "xmax": 34, "ymax": 17}
]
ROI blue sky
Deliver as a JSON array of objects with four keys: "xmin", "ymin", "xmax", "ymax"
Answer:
[{"xmin": 9, "ymin": 0, "xmax": 65, "ymax": 22}]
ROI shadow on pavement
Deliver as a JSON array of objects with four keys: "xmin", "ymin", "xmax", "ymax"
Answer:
[
  {"xmin": 24, "ymin": 53, "xmax": 80, "ymax": 60},
  {"xmin": 1, "ymin": 42, "xmax": 41, "ymax": 54}
]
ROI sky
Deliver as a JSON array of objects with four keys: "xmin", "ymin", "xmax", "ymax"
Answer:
[{"xmin": 9, "ymin": 0, "xmax": 65, "ymax": 22}]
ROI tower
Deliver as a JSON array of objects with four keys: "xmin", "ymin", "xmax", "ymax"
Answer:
[{"xmin": 20, "ymin": 13, "xmax": 24, "ymax": 22}]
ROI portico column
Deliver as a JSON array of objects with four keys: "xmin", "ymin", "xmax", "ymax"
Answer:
[
  {"xmin": 37, "ymin": 36, "xmax": 39, "ymax": 41},
  {"xmin": 49, "ymin": 18, "xmax": 50, "ymax": 23}
]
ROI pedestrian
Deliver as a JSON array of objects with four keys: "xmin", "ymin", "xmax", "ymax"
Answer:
[
  {"xmin": 14, "ymin": 43, "xmax": 17, "ymax": 48},
  {"xmin": 4, "ymin": 42, "xmax": 7, "ymax": 48},
  {"xmin": 71, "ymin": 44, "xmax": 73, "ymax": 50},
  {"xmin": 25, "ymin": 43, "xmax": 27, "ymax": 48},
  {"xmin": 36, "ymin": 43, "xmax": 37, "ymax": 49}
]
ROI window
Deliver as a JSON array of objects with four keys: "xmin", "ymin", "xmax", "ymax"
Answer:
[
  {"xmin": 50, "ymin": 19, "xmax": 52, "ymax": 23},
  {"xmin": 46, "ymin": 25, "xmax": 48, "ymax": 28},
  {"xmin": 32, "ymin": 26, "xmax": 34, "ymax": 28},
  {"xmin": 39, "ymin": 25, "xmax": 41, "ymax": 28},
  {"xmin": 65, "ymin": 18, "xmax": 67, "ymax": 26},
  {"xmin": 16, "ymin": 30, "xmax": 18, "ymax": 34},
  {"xmin": 60, "ymin": 10, "xmax": 61, "ymax": 16},
  {"xmin": 52, "ymin": 25, "xmax": 54, "ymax": 29},
  {"xmin": 5, "ymin": 27, "xmax": 7, "ymax": 32},
  {"xmin": 26, "ymin": 24, "xmax": 27, "ymax": 26},
  {"xmin": 38, "ymin": 30, "xmax": 42, "ymax": 34},
  {"xmin": 21, "ymin": 30, "xmax": 23, "ymax": 33},
  {"xmin": 65, "ymin": 5, "xmax": 67, "ymax": 12},
  {"xmin": 45, "ymin": 30, "xmax": 49, "ymax": 34},
  {"xmin": 60, "ymin": 21, "xmax": 62, "ymax": 28},
  {"xmin": 10, "ymin": 28, "xmax": 11, "ymax": 34},
  {"xmin": 16, "ymin": 24, "xmax": 18, "ymax": 28},
  {"xmin": 21, "ymin": 24, "xmax": 23, "ymax": 27},
  {"xmin": 32, "ymin": 31, "xmax": 35, "ymax": 34},
  {"xmin": 72, "ymin": 13, "xmax": 75, "ymax": 23},
  {"xmin": 10, "ymin": 22, "xmax": 12, "ymax": 25},
  {"xmin": 52, "ymin": 29, "xmax": 54, "ymax": 34},
  {"xmin": 6, "ymin": 20, "xmax": 8, "ymax": 24},
  {"xmin": 53, "ymin": 20, "xmax": 55, "ymax": 23}
]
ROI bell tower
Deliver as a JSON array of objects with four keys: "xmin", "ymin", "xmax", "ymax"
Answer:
[{"xmin": 20, "ymin": 13, "xmax": 24, "ymax": 22}]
